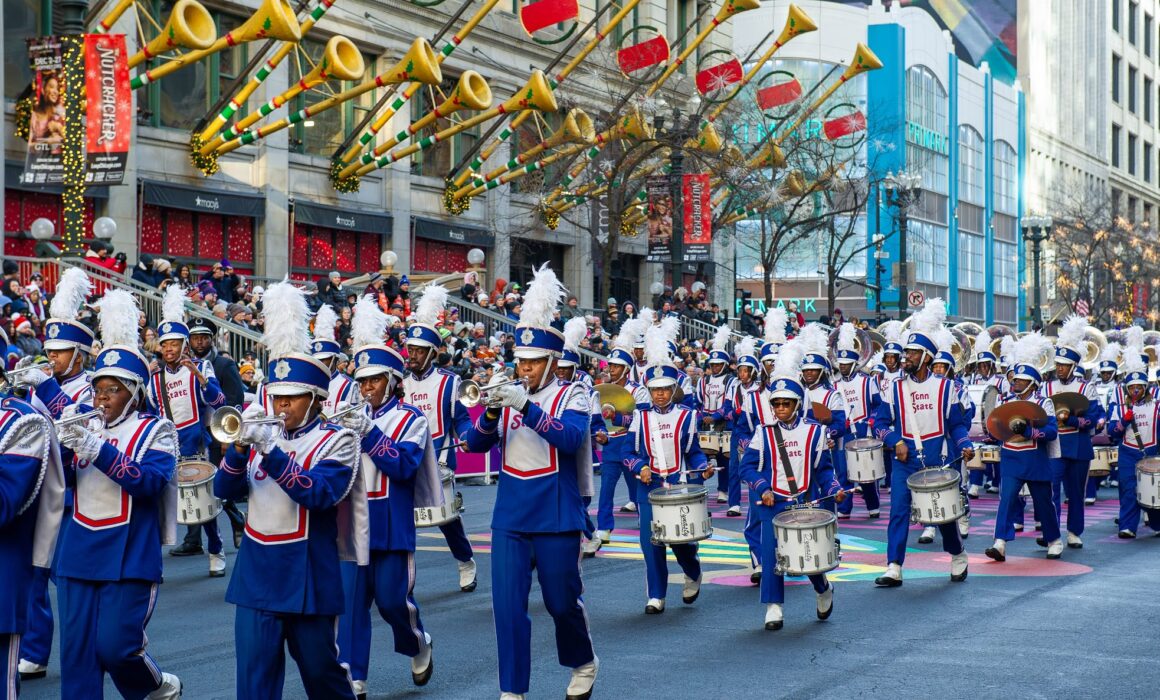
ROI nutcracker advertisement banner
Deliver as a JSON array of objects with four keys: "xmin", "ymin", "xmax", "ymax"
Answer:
[
  {"xmin": 84, "ymin": 33, "xmax": 130, "ymax": 184},
  {"xmin": 682, "ymin": 173, "xmax": 712, "ymax": 261}
]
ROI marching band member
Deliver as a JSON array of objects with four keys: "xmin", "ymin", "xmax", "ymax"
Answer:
[
  {"xmin": 930, "ymin": 330, "xmax": 974, "ymax": 540},
  {"xmin": 556, "ymin": 318, "xmax": 604, "ymax": 556},
  {"xmin": 698, "ymin": 326, "xmax": 735, "ymax": 506},
  {"xmin": 1089, "ymin": 343, "xmax": 1123, "ymax": 496},
  {"xmin": 625, "ymin": 317, "xmax": 713, "ymax": 615},
  {"xmin": 0, "ymin": 327, "xmax": 65, "ymax": 698},
  {"xmin": 984, "ymin": 333, "xmax": 1063, "ymax": 561},
  {"xmin": 311, "ymin": 303, "xmax": 360, "ymax": 417},
  {"xmin": 402, "ymin": 285, "xmax": 478, "ymax": 593},
  {"xmin": 628, "ymin": 308, "xmax": 654, "ymax": 384},
  {"xmin": 878, "ymin": 321, "xmax": 905, "ymax": 389},
  {"xmin": 733, "ymin": 337, "xmax": 782, "ymax": 581},
  {"xmin": 336, "ymin": 297, "xmax": 438, "ymax": 697},
  {"xmin": 1107, "ymin": 344, "xmax": 1160, "ymax": 538},
  {"xmin": 593, "ymin": 317, "xmax": 650, "ymax": 543},
  {"xmin": 460, "ymin": 265, "xmax": 598, "ymax": 700},
  {"xmin": 966, "ymin": 332, "xmax": 1004, "ymax": 498},
  {"xmin": 150, "ymin": 284, "xmax": 228, "ymax": 576},
  {"xmin": 723, "ymin": 338, "xmax": 761, "ymax": 523},
  {"xmin": 56, "ymin": 289, "xmax": 182, "ymax": 699},
  {"xmin": 213, "ymin": 281, "xmax": 363, "ymax": 700},
  {"xmin": 760, "ymin": 307, "xmax": 788, "ymax": 382},
  {"xmin": 15, "ymin": 267, "xmax": 92, "ymax": 681},
  {"xmin": 872, "ymin": 299, "xmax": 973, "ymax": 587},
  {"xmin": 797, "ymin": 326, "xmax": 846, "ymax": 509},
  {"xmin": 665, "ymin": 338, "xmax": 697, "ymax": 410},
  {"xmin": 833, "ymin": 323, "xmax": 881, "ymax": 519},
  {"xmin": 1044, "ymin": 316, "xmax": 1105, "ymax": 548},
  {"xmin": 739, "ymin": 338, "xmax": 844, "ymax": 630}
]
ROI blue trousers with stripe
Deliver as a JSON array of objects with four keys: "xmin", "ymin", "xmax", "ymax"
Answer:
[
  {"xmin": 337, "ymin": 551, "xmax": 427, "ymax": 683},
  {"xmin": 757, "ymin": 501, "xmax": 829, "ymax": 605},
  {"xmin": 2, "ymin": 634, "xmax": 19, "ymax": 700},
  {"xmin": 58, "ymin": 577, "xmax": 166, "ymax": 700},
  {"xmin": 234, "ymin": 606, "xmax": 355, "ymax": 700}
]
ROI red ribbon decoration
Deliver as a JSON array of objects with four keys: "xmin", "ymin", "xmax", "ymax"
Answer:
[
  {"xmin": 756, "ymin": 78, "xmax": 802, "ymax": 110},
  {"xmin": 520, "ymin": 0, "xmax": 579, "ymax": 35},
  {"xmin": 616, "ymin": 35, "xmax": 670, "ymax": 74},
  {"xmin": 695, "ymin": 58, "xmax": 743, "ymax": 95},
  {"xmin": 823, "ymin": 111, "xmax": 867, "ymax": 140}
]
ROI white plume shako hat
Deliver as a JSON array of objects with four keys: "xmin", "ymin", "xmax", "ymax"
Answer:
[
  {"xmin": 558, "ymin": 317, "xmax": 588, "ymax": 368},
  {"xmin": 262, "ymin": 280, "xmax": 331, "ymax": 398},
  {"xmin": 513, "ymin": 263, "xmax": 567, "ymax": 359},
  {"xmin": 158, "ymin": 283, "xmax": 189, "ymax": 344},
  {"xmin": 45, "ymin": 267, "xmax": 96, "ymax": 352},
  {"xmin": 643, "ymin": 316, "xmax": 681, "ymax": 388},
  {"xmin": 351, "ymin": 295, "xmax": 404, "ymax": 381},
  {"xmin": 407, "ymin": 285, "xmax": 448, "ymax": 349},
  {"xmin": 310, "ymin": 304, "xmax": 342, "ymax": 360}
]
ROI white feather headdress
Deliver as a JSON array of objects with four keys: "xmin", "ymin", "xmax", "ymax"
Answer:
[
  {"xmin": 414, "ymin": 285, "xmax": 449, "ymax": 327},
  {"xmin": 932, "ymin": 327, "xmax": 955, "ymax": 355},
  {"xmin": 797, "ymin": 323, "xmax": 829, "ymax": 358},
  {"xmin": 261, "ymin": 280, "xmax": 312, "ymax": 359},
  {"xmin": 868, "ymin": 349, "xmax": 884, "ymax": 369},
  {"xmin": 711, "ymin": 324, "xmax": 731, "ymax": 353},
  {"xmin": 352, "ymin": 295, "xmax": 388, "ymax": 349},
  {"xmin": 313, "ymin": 304, "xmax": 338, "ymax": 344},
  {"xmin": 999, "ymin": 335, "xmax": 1016, "ymax": 362},
  {"xmin": 908, "ymin": 297, "xmax": 947, "ymax": 336},
  {"xmin": 49, "ymin": 268, "xmax": 90, "ymax": 321},
  {"xmin": 563, "ymin": 317, "xmax": 587, "ymax": 352},
  {"xmin": 1057, "ymin": 314, "xmax": 1089, "ymax": 353},
  {"xmin": 735, "ymin": 336, "xmax": 757, "ymax": 359},
  {"xmin": 161, "ymin": 283, "xmax": 186, "ymax": 326},
  {"xmin": 645, "ymin": 316, "xmax": 680, "ymax": 368},
  {"xmin": 615, "ymin": 316, "xmax": 645, "ymax": 352},
  {"xmin": 765, "ymin": 307, "xmax": 788, "ymax": 345},
  {"xmin": 836, "ymin": 322, "xmax": 857, "ymax": 352},
  {"xmin": 971, "ymin": 332, "xmax": 991, "ymax": 358},
  {"xmin": 517, "ymin": 264, "xmax": 566, "ymax": 329},
  {"xmin": 1124, "ymin": 326, "xmax": 1144, "ymax": 357},
  {"xmin": 1101, "ymin": 342, "xmax": 1124, "ymax": 365},
  {"xmin": 880, "ymin": 320, "xmax": 904, "ymax": 345},
  {"xmin": 96, "ymin": 289, "xmax": 141, "ymax": 350},
  {"xmin": 770, "ymin": 337, "xmax": 806, "ymax": 383},
  {"xmin": 1012, "ymin": 331, "xmax": 1053, "ymax": 369}
]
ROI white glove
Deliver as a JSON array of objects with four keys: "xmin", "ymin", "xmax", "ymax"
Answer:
[
  {"xmin": 57, "ymin": 404, "xmax": 94, "ymax": 446},
  {"xmin": 238, "ymin": 403, "xmax": 279, "ymax": 452},
  {"xmin": 16, "ymin": 364, "xmax": 50, "ymax": 388},
  {"xmin": 493, "ymin": 381, "xmax": 529, "ymax": 411},
  {"xmin": 60, "ymin": 423, "xmax": 104, "ymax": 463},
  {"xmin": 336, "ymin": 402, "xmax": 372, "ymax": 437},
  {"xmin": 250, "ymin": 424, "xmax": 279, "ymax": 455}
]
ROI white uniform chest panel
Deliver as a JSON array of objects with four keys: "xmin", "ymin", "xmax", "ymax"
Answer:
[
  {"xmin": 1127, "ymin": 403, "xmax": 1160, "ymax": 448},
  {"xmin": 641, "ymin": 409, "xmax": 690, "ymax": 476},
  {"xmin": 406, "ymin": 373, "xmax": 452, "ymax": 439},
  {"xmin": 502, "ymin": 385, "xmax": 570, "ymax": 479},
  {"xmin": 763, "ymin": 423, "xmax": 815, "ymax": 496},
  {"xmin": 897, "ymin": 377, "xmax": 947, "ymax": 440},
  {"xmin": 154, "ymin": 367, "xmax": 200, "ymax": 429},
  {"xmin": 363, "ymin": 411, "xmax": 414, "ymax": 499},
  {"xmin": 74, "ymin": 417, "xmax": 151, "ymax": 529},
  {"xmin": 839, "ymin": 377, "xmax": 868, "ymax": 422},
  {"xmin": 245, "ymin": 429, "xmax": 335, "ymax": 543},
  {"xmin": 700, "ymin": 376, "xmax": 728, "ymax": 411}
]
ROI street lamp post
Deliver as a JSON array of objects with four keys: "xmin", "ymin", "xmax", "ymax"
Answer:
[
  {"xmin": 872, "ymin": 233, "xmax": 887, "ymax": 324},
  {"xmin": 653, "ymin": 105, "xmax": 700, "ymax": 292},
  {"xmin": 1020, "ymin": 214, "xmax": 1054, "ymax": 329},
  {"xmin": 883, "ymin": 171, "xmax": 923, "ymax": 320}
]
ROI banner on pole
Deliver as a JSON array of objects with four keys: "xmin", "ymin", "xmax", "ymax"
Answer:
[
  {"xmin": 682, "ymin": 173, "xmax": 711, "ymax": 262},
  {"xmin": 645, "ymin": 174, "xmax": 672, "ymax": 262},
  {"xmin": 84, "ymin": 34, "xmax": 130, "ymax": 185},
  {"xmin": 22, "ymin": 36, "xmax": 66, "ymax": 186}
]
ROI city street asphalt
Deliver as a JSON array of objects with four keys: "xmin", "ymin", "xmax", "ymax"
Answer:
[{"xmin": 18, "ymin": 476, "xmax": 1160, "ymax": 699}]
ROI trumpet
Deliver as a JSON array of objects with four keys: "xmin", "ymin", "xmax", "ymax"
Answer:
[
  {"xmin": 209, "ymin": 405, "xmax": 286, "ymax": 444},
  {"xmin": 458, "ymin": 378, "xmax": 527, "ymax": 408},
  {"xmin": 2, "ymin": 361, "xmax": 52, "ymax": 389},
  {"xmin": 55, "ymin": 407, "xmax": 107, "ymax": 431},
  {"xmin": 325, "ymin": 401, "xmax": 366, "ymax": 423}
]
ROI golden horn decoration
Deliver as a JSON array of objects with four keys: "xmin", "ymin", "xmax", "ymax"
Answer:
[
  {"xmin": 339, "ymin": 70, "xmax": 491, "ymax": 180},
  {"xmin": 686, "ymin": 122, "xmax": 723, "ymax": 153},
  {"xmin": 127, "ymin": 0, "xmax": 216, "ymax": 69},
  {"xmin": 353, "ymin": 70, "xmax": 558, "ymax": 178},
  {"xmin": 748, "ymin": 141, "xmax": 785, "ymax": 169},
  {"xmin": 773, "ymin": 42, "xmax": 883, "ymax": 148},
  {"xmin": 200, "ymin": 34, "xmax": 364, "ymax": 156},
  {"xmin": 130, "ymin": 0, "xmax": 302, "ymax": 89},
  {"xmin": 381, "ymin": 36, "xmax": 442, "ymax": 86},
  {"xmin": 94, "ymin": 0, "xmax": 135, "ymax": 33},
  {"xmin": 780, "ymin": 171, "xmax": 806, "ymax": 197},
  {"xmin": 646, "ymin": 0, "xmax": 761, "ymax": 97}
]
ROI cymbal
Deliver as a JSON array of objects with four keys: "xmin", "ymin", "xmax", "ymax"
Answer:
[
  {"xmin": 811, "ymin": 401, "xmax": 832, "ymax": 424},
  {"xmin": 595, "ymin": 383, "xmax": 636, "ymax": 415},
  {"xmin": 987, "ymin": 400, "xmax": 1048, "ymax": 442},
  {"xmin": 1051, "ymin": 391, "xmax": 1090, "ymax": 417}
]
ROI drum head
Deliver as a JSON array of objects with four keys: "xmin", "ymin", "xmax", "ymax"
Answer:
[
  {"xmin": 177, "ymin": 461, "xmax": 215, "ymax": 484},
  {"xmin": 906, "ymin": 468, "xmax": 959, "ymax": 490},
  {"xmin": 773, "ymin": 507, "xmax": 836, "ymax": 528},
  {"xmin": 846, "ymin": 438, "xmax": 883, "ymax": 451},
  {"xmin": 649, "ymin": 484, "xmax": 707, "ymax": 504},
  {"xmin": 1139, "ymin": 458, "xmax": 1160, "ymax": 474}
]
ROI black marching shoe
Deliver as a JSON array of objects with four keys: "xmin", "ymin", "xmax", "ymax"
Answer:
[{"xmin": 168, "ymin": 541, "xmax": 204, "ymax": 557}]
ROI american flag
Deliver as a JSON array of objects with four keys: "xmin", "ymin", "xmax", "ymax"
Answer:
[{"xmin": 1075, "ymin": 299, "xmax": 1090, "ymax": 316}]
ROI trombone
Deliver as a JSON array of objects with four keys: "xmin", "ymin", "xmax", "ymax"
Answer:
[
  {"xmin": 457, "ymin": 378, "xmax": 527, "ymax": 408},
  {"xmin": 209, "ymin": 405, "xmax": 286, "ymax": 444}
]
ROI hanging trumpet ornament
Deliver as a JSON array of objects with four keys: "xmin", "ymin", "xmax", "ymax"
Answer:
[
  {"xmin": 453, "ymin": 108, "xmax": 595, "ymax": 195},
  {"xmin": 644, "ymin": 0, "xmax": 762, "ymax": 97},
  {"xmin": 127, "ymin": 0, "xmax": 216, "ymax": 68}
]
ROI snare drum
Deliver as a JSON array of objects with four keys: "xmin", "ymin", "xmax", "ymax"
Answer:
[
  {"xmin": 719, "ymin": 430, "xmax": 732, "ymax": 457},
  {"xmin": 906, "ymin": 468, "xmax": 966, "ymax": 525},
  {"xmin": 773, "ymin": 507, "xmax": 840, "ymax": 576},
  {"xmin": 414, "ymin": 468, "xmax": 461, "ymax": 528},
  {"xmin": 177, "ymin": 460, "xmax": 222, "ymax": 525},
  {"xmin": 698, "ymin": 431, "xmax": 721, "ymax": 456},
  {"xmin": 965, "ymin": 444, "xmax": 985, "ymax": 471},
  {"xmin": 1136, "ymin": 458, "xmax": 1160, "ymax": 509},
  {"xmin": 1090, "ymin": 446, "xmax": 1117, "ymax": 477},
  {"xmin": 966, "ymin": 385, "xmax": 999, "ymax": 439},
  {"xmin": 844, "ymin": 438, "xmax": 886, "ymax": 483},
  {"xmin": 648, "ymin": 484, "xmax": 712, "ymax": 545},
  {"xmin": 978, "ymin": 444, "xmax": 1001, "ymax": 464}
]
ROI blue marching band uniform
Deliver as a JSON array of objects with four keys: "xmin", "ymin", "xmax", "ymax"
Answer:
[
  {"xmin": 833, "ymin": 353, "xmax": 882, "ymax": 518},
  {"xmin": 594, "ymin": 347, "xmax": 649, "ymax": 540},
  {"xmin": 1106, "ymin": 356, "xmax": 1160, "ymax": 538}
]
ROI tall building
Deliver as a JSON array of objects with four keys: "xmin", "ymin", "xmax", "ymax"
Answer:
[{"xmin": 731, "ymin": 0, "xmax": 1025, "ymax": 326}]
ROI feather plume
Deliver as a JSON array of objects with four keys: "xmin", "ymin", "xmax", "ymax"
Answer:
[
  {"xmin": 879, "ymin": 320, "xmax": 904, "ymax": 344},
  {"xmin": 161, "ymin": 283, "xmax": 186, "ymax": 325},
  {"xmin": 1012, "ymin": 331, "xmax": 1053, "ymax": 368},
  {"xmin": 95, "ymin": 289, "xmax": 141, "ymax": 350},
  {"xmin": 563, "ymin": 317, "xmax": 587, "ymax": 352},
  {"xmin": 260, "ymin": 280, "xmax": 312, "ymax": 359},
  {"xmin": 351, "ymin": 295, "xmax": 388, "ymax": 349},
  {"xmin": 764, "ymin": 307, "xmax": 788, "ymax": 345},
  {"xmin": 770, "ymin": 337, "xmax": 806, "ymax": 382},
  {"xmin": 836, "ymin": 322, "xmax": 857, "ymax": 352},
  {"xmin": 1101, "ymin": 342, "xmax": 1124, "ymax": 364},
  {"xmin": 50, "ymin": 268, "xmax": 91, "ymax": 321},
  {"xmin": 1121, "ymin": 345, "xmax": 1147, "ymax": 376},
  {"xmin": 638, "ymin": 306, "xmax": 656, "ymax": 328},
  {"xmin": 735, "ymin": 337, "xmax": 757, "ymax": 359},
  {"xmin": 971, "ymin": 332, "xmax": 991, "ymax": 358},
  {"xmin": 908, "ymin": 297, "xmax": 947, "ymax": 335},
  {"xmin": 868, "ymin": 350, "xmax": 884, "ymax": 368},
  {"xmin": 614, "ymin": 317, "xmax": 645, "ymax": 351},
  {"xmin": 932, "ymin": 327, "xmax": 954, "ymax": 354},
  {"xmin": 414, "ymin": 285, "xmax": 449, "ymax": 327},
  {"xmin": 1124, "ymin": 326, "xmax": 1144, "ymax": 355},
  {"xmin": 517, "ymin": 264, "xmax": 566, "ymax": 329},
  {"xmin": 313, "ymin": 304, "xmax": 338, "ymax": 344},
  {"xmin": 1057, "ymin": 314, "xmax": 1089, "ymax": 352},
  {"xmin": 797, "ymin": 323, "xmax": 829, "ymax": 358},
  {"xmin": 645, "ymin": 316, "xmax": 679, "ymax": 368},
  {"xmin": 711, "ymin": 324, "xmax": 731, "ymax": 353},
  {"xmin": 999, "ymin": 335, "xmax": 1016, "ymax": 360}
]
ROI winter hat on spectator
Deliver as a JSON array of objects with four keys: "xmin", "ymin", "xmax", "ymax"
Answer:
[
  {"xmin": 400, "ymin": 275, "xmax": 410, "ymax": 286},
  {"xmin": 154, "ymin": 258, "xmax": 172, "ymax": 273},
  {"xmin": 197, "ymin": 280, "xmax": 216, "ymax": 296},
  {"xmin": 220, "ymin": 259, "xmax": 232, "ymax": 269},
  {"xmin": 2, "ymin": 261, "xmax": 17, "ymax": 276},
  {"xmin": 11, "ymin": 314, "xmax": 32, "ymax": 333},
  {"xmin": 252, "ymin": 285, "xmax": 265, "ymax": 298}
]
